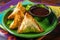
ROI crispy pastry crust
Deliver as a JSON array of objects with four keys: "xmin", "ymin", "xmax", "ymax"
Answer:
[
  {"xmin": 17, "ymin": 12, "xmax": 43, "ymax": 33},
  {"xmin": 8, "ymin": 2, "xmax": 25, "ymax": 29},
  {"xmin": 9, "ymin": 11, "xmax": 24, "ymax": 29}
]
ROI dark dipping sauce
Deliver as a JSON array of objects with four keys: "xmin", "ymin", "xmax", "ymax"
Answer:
[{"xmin": 30, "ymin": 7, "xmax": 49, "ymax": 17}]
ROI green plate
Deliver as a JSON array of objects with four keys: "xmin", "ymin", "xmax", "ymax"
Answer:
[{"xmin": 0, "ymin": 1, "xmax": 58, "ymax": 38}]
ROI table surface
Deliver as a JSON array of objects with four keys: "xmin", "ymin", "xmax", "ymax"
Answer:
[{"xmin": 0, "ymin": 0, "xmax": 60, "ymax": 40}]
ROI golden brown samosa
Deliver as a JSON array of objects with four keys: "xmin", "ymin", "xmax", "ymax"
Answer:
[
  {"xmin": 8, "ymin": 2, "xmax": 26, "ymax": 29},
  {"xmin": 9, "ymin": 11, "xmax": 24, "ymax": 29},
  {"xmin": 17, "ymin": 12, "xmax": 43, "ymax": 33}
]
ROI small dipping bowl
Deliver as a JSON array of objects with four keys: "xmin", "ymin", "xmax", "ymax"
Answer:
[{"xmin": 29, "ymin": 4, "xmax": 51, "ymax": 17}]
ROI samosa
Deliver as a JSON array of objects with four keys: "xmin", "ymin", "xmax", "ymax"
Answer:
[
  {"xmin": 8, "ymin": 2, "xmax": 26, "ymax": 29},
  {"xmin": 17, "ymin": 12, "xmax": 43, "ymax": 33},
  {"xmin": 9, "ymin": 10, "xmax": 24, "ymax": 29}
]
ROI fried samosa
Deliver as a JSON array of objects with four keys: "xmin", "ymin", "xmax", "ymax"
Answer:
[
  {"xmin": 8, "ymin": 2, "xmax": 26, "ymax": 19},
  {"xmin": 17, "ymin": 12, "xmax": 43, "ymax": 33},
  {"xmin": 9, "ymin": 11, "xmax": 24, "ymax": 29}
]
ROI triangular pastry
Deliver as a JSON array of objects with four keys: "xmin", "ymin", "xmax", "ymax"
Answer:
[
  {"xmin": 17, "ymin": 12, "xmax": 43, "ymax": 33},
  {"xmin": 8, "ymin": 2, "xmax": 25, "ymax": 19},
  {"xmin": 9, "ymin": 10, "xmax": 24, "ymax": 29}
]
